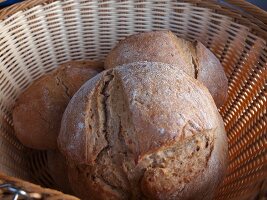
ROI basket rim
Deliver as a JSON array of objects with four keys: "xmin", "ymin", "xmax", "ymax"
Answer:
[
  {"xmin": 0, "ymin": 172, "xmax": 79, "ymax": 200},
  {"xmin": 224, "ymin": 0, "xmax": 267, "ymax": 25},
  {"xmin": 198, "ymin": 0, "xmax": 267, "ymax": 40},
  {"xmin": 1, "ymin": 0, "xmax": 266, "ymax": 19},
  {"xmin": 0, "ymin": 0, "xmax": 266, "ymax": 41}
]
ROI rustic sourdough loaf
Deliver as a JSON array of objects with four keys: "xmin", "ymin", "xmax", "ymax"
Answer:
[
  {"xmin": 58, "ymin": 61, "xmax": 228, "ymax": 200},
  {"xmin": 104, "ymin": 31, "xmax": 228, "ymax": 107},
  {"xmin": 12, "ymin": 60, "xmax": 103, "ymax": 150},
  {"xmin": 105, "ymin": 31, "xmax": 193, "ymax": 77}
]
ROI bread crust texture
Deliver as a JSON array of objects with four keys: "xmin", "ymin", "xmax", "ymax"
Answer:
[
  {"xmin": 105, "ymin": 31, "xmax": 228, "ymax": 107},
  {"xmin": 58, "ymin": 61, "xmax": 228, "ymax": 200},
  {"xmin": 12, "ymin": 60, "xmax": 103, "ymax": 149}
]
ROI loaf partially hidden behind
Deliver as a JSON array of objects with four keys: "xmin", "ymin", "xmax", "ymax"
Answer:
[
  {"xmin": 105, "ymin": 31, "xmax": 228, "ymax": 108},
  {"xmin": 58, "ymin": 61, "xmax": 228, "ymax": 200},
  {"xmin": 12, "ymin": 60, "xmax": 103, "ymax": 150}
]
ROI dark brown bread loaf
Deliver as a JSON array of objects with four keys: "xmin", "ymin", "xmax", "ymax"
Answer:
[
  {"xmin": 104, "ymin": 31, "xmax": 228, "ymax": 107},
  {"xmin": 12, "ymin": 60, "xmax": 103, "ymax": 150},
  {"xmin": 58, "ymin": 62, "xmax": 228, "ymax": 200},
  {"xmin": 46, "ymin": 150, "xmax": 73, "ymax": 194}
]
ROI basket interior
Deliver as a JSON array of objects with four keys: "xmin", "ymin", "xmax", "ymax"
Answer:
[{"xmin": 0, "ymin": 0, "xmax": 266, "ymax": 199}]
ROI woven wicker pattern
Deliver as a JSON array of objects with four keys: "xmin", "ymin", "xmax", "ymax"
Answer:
[
  {"xmin": 0, "ymin": 0, "xmax": 266, "ymax": 199},
  {"xmin": 0, "ymin": 172, "xmax": 78, "ymax": 200}
]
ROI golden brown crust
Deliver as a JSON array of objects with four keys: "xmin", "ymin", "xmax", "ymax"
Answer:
[
  {"xmin": 104, "ymin": 31, "xmax": 192, "ymax": 76},
  {"xmin": 59, "ymin": 62, "xmax": 228, "ymax": 199},
  {"xmin": 140, "ymin": 118, "xmax": 228, "ymax": 200},
  {"xmin": 57, "ymin": 72, "xmax": 109, "ymax": 164},
  {"xmin": 12, "ymin": 60, "xmax": 103, "ymax": 150},
  {"xmin": 104, "ymin": 31, "xmax": 228, "ymax": 108},
  {"xmin": 68, "ymin": 164, "xmax": 124, "ymax": 200}
]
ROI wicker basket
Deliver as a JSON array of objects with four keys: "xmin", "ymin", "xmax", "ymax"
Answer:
[{"xmin": 0, "ymin": 0, "xmax": 266, "ymax": 199}]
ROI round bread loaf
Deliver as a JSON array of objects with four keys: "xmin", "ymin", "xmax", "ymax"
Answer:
[
  {"xmin": 104, "ymin": 31, "xmax": 228, "ymax": 108},
  {"xmin": 105, "ymin": 31, "xmax": 193, "ymax": 77},
  {"xmin": 192, "ymin": 42, "xmax": 228, "ymax": 108},
  {"xmin": 12, "ymin": 60, "xmax": 103, "ymax": 150},
  {"xmin": 58, "ymin": 62, "xmax": 228, "ymax": 200},
  {"xmin": 47, "ymin": 150, "xmax": 73, "ymax": 194}
]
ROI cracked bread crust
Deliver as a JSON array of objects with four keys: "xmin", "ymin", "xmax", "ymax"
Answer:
[
  {"xmin": 12, "ymin": 60, "xmax": 103, "ymax": 150},
  {"xmin": 104, "ymin": 31, "xmax": 228, "ymax": 108},
  {"xmin": 59, "ymin": 62, "xmax": 228, "ymax": 200},
  {"xmin": 193, "ymin": 42, "xmax": 228, "ymax": 108}
]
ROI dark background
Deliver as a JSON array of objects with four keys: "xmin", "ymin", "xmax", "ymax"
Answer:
[{"xmin": 247, "ymin": 0, "xmax": 267, "ymax": 10}]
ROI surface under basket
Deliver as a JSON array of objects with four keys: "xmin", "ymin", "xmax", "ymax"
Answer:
[{"xmin": 0, "ymin": 0, "xmax": 266, "ymax": 199}]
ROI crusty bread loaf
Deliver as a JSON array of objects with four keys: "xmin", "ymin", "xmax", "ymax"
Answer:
[
  {"xmin": 58, "ymin": 61, "xmax": 228, "ymax": 200},
  {"xmin": 104, "ymin": 31, "xmax": 228, "ymax": 107},
  {"xmin": 193, "ymin": 42, "xmax": 228, "ymax": 107},
  {"xmin": 105, "ymin": 31, "xmax": 193, "ymax": 77},
  {"xmin": 12, "ymin": 60, "xmax": 103, "ymax": 150},
  {"xmin": 46, "ymin": 150, "xmax": 73, "ymax": 194}
]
